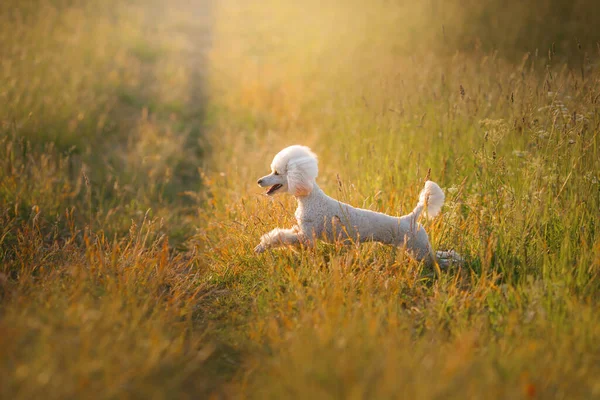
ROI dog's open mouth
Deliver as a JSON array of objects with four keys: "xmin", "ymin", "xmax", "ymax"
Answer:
[{"xmin": 266, "ymin": 184, "xmax": 283, "ymax": 195}]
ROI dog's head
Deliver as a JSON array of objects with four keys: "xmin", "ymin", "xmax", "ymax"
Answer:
[{"xmin": 257, "ymin": 145, "xmax": 318, "ymax": 197}]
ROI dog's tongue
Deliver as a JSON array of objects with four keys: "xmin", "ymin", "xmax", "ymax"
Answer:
[{"xmin": 267, "ymin": 184, "xmax": 282, "ymax": 194}]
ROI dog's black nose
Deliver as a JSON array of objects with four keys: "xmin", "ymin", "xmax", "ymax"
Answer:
[{"xmin": 257, "ymin": 178, "xmax": 263, "ymax": 185}]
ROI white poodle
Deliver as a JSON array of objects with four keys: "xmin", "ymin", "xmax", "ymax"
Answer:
[{"xmin": 254, "ymin": 145, "xmax": 461, "ymax": 267}]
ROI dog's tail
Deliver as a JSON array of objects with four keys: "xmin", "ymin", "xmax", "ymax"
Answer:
[
  {"xmin": 412, "ymin": 181, "xmax": 464, "ymax": 267},
  {"xmin": 412, "ymin": 180, "xmax": 445, "ymax": 220}
]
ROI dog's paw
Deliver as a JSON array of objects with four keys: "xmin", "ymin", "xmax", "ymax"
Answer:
[
  {"xmin": 436, "ymin": 250, "xmax": 464, "ymax": 268},
  {"xmin": 254, "ymin": 243, "xmax": 266, "ymax": 254}
]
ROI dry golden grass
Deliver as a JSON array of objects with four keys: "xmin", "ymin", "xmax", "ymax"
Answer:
[{"xmin": 1, "ymin": 0, "xmax": 600, "ymax": 398}]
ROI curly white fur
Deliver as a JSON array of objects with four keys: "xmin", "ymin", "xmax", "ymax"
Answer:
[{"xmin": 255, "ymin": 145, "xmax": 461, "ymax": 267}]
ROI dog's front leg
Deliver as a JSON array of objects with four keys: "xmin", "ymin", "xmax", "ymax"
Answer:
[{"xmin": 254, "ymin": 226, "xmax": 305, "ymax": 253}]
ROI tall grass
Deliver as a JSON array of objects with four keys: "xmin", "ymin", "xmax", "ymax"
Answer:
[
  {"xmin": 206, "ymin": 0, "xmax": 600, "ymax": 397},
  {"xmin": 1, "ymin": 0, "xmax": 600, "ymax": 398}
]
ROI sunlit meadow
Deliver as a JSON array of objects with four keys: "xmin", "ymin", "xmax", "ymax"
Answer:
[{"xmin": 1, "ymin": 0, "xmax": 599, "ymax": 398}]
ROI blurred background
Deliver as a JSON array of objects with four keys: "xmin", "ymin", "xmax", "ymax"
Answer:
[{"xmin": 2, "ymin": 0, "xmax": 597, "ymax": 175}]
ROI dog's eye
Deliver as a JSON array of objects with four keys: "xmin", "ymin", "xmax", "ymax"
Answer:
[{"xmin": 273, "ymin": 171, "xmax": 279, "ymax": 175}]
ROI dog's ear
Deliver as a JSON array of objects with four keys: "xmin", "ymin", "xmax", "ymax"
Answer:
[{"xmin": 287, "ymin": 156, "xmax": 318, "ymax": 196}]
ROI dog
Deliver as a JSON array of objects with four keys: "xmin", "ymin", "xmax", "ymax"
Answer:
[{"xmin": 255, "ymin": 145, "xmax": 461, "ymax": 266}]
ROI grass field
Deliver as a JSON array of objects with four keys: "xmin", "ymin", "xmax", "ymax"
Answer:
[{"xmin": 1, "ymin": 0, "xmax": 599, "ymax": 398}]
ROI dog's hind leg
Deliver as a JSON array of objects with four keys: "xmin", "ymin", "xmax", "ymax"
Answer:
[{"xmin": 435, "ymin": 250, "xmax": 464, "ymax": 268}]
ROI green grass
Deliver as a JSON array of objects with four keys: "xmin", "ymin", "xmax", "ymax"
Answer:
[{"xmin": 1, "ymin": 0, "xmax": 600, "ymax": 398}]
